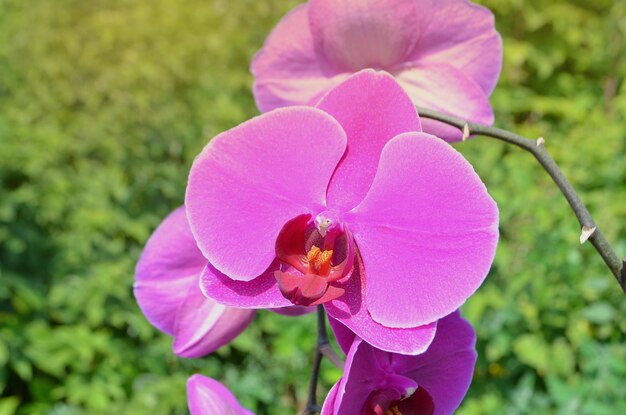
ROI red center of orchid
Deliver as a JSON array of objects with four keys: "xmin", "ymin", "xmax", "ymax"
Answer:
[{"xmin": 274, "ymin": 212, "xmax": 355, "ymax": 306}]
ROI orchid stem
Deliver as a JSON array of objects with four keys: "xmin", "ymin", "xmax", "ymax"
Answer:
[
  {"xmin": 301, "ymin": 346, "xmax": 322, "ymax": 415},
  {"xmin": 417, "ymin": 106, "xmax": 625, "ymax": 292},
  {"xmin": 301, "ymin": 306, "xmax": 344, "ymax": 415}
]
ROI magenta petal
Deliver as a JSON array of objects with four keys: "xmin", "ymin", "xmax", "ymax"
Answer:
[
  {"xmin": 396, "ymin": 64, "xmax": 494, "ymax": 142},
  {"xmin": 399, "ymin": 311, "xmax": 477, "ymax": 415},
  {"xmin": 327, "ymin": 316, "xmax": 355, "ymax": 355},
  {"xmin": 325, "ymin": 253, "xmax": 437, "ymax": 355},
  {"xmin": 333, "ymin": 337, "xmax": 419, "ymax": 415},
  {"xmin": 320, "ymin": 381, "xmax": 341, "ymax": 415},
  {"xmin": 251, "ymin": 5, "xmax": 348, "ymax": 112},
  {"xmin": 201, "ymin": 262, "xmax": 292, "ymax": 309},
  {"xmin": 318, "ymin": 70, "xmax": 421, "ymax": 211},
  {"xmin": 347, "ymin": 133, "xmax": 498, "ymax": 328},
  {"xmin": 134, "ymin": 206, "xmax": 206, "ymax": 335},
  {"xmin": 186, "ymin": 107, "xmax": 347, "ymax": 281},
  {"xmin": 406, "ymin": 0, "xmax": 502, "ymax": 95},
  {"xmin": 332, "ymin": 338, "xmax": 380, "ymax": 415},
  {"xmin": 173, "ymin": 283, "xmax": 256, "ymax": 358},
  {"xmin": 308, "ymin": 0, "xmax": 420, "ymax": 71},
  {"xmin": 187, "ymin": 375, "xmax": 254, "ymax": 415}
]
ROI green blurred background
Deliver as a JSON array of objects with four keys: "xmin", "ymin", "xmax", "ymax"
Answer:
[{"xmin": 1, "ymin": 0, "xmax": 625, "ymax": 413}]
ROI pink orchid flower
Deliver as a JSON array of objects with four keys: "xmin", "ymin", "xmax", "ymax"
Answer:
[
  {"xmin": 322, "ymin": 311, "xmax": 477, "ymax": 415},
  {"xmin": 187, "ymin": 374, "xmax": 254, "ymax": 415},
  {"xmin": 134, "ymin": 206, "xmax": 257, "ymax": 358},
  {"xmin": 187, "ymin": 70, "xmax": 498, "ymax": 355},
  {"xmin": 251, "ymin": 0, "xmax": 502, "ymax": 142}
]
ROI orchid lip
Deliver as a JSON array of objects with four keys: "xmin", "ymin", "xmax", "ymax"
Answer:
[{"xmin": 274, "ymin": 213, "xmax": 354, "ymax": 306}]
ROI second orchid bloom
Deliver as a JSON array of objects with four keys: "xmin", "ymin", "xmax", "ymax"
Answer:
[{"xmin": 252, "ymin": 0, "xmax": 502, "ymax": 141}]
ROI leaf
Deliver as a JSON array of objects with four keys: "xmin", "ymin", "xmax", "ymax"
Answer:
[
  {"xmin": 0, "ymin": 397, "xmax": 20, "ymax": 415},
  {"xmin": 581, "ymin": 302, "xmax": 615, "ymax": 324},
  {"xmin": 513, "ymin": 334, "xmax": 549, "ymax": 374}
]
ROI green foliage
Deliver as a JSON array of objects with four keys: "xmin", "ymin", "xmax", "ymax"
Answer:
[{"xmin": 0, "ymin": 0, "xmax": 624, "ymax": 414}]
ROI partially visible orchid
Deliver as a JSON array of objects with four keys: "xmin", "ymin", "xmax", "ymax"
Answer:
[
  {"xmin": 187, "ymin": 374, "xmax": 254, "ymax": 415},
  {"xmin": 134, "ymin": 207, "xmax": 312, "ymax": 357},
  {"xmin": 186, "ymin": 70, "xmax": 498, "ymax": 355},
  {"xmin": 322, "ymin": 311, "xmax": 477, "ymax": 415},
  {"xmin": 252, "ymin": 0, "xmax": 502, "ymax": 141},
  {"xmin": 134, "ymin": 206, "xmax": 256, "ymax": 358}
]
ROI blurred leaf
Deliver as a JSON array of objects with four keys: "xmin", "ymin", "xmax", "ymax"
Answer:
[
  {"xmin": 513, "ymin": 334, "xmax": 550, "ymax": 374},
  {"xmin": 581, "ymin": 302, "xmax": 615, "ymax": 324},
  {"xmin": 0, "ymin": 398, "xmax": 20, "ymax": 415}
]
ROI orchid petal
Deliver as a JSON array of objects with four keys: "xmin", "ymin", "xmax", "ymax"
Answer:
[
  {"xmin": 187, "ymin": 375, "xmax": 254, "ymax": 415},
  {"xmin": 332, "ymin": 338, "xmax": 380, "ymax": 415},
  {"xmin": 320, "ymin": 381, "xmax": 341, "ymax": 415},
  {"xmin": 173, "ymin": 283, "xmax": 256, "ymax": 358},
  {"xmin": 308, "ymin": 0, "xmax": 420, "ymax": 71},
  {"xmin": 186, "ymin": 107, "xmax": 347, "ymax": 281},
  {"xmin": 251, "ymin": 5, "xmax": 348, "ymax": 112},
  {"xmin": 396, "ymin": 64, "xmax": 494, "ymax": 142},
  {"xmin": 318, "ymin": 70, "xmax": 421, "ymax": 211},
  {"xmin": 399, "ymin": 311, "xmax": 477, "ymax": 415},
  {"xmin": 406, "ymin": 0, "xmax": 502, "ymax": 95},
  {"xmin": 201, "ymin": 262, "xmax": 292, "ymax": 309},
  {"xmin": 134, "ymin": 206, "xmax": 206, "ymax": 335},
  {"xmin": 347, "ymin": 133, "xmax": 498, "ymax": 328},
  {"xmin": 333, "ymin": 337, "xmax": 419, "ymax": 415},
  {"xmin": 327, "ymin": 316, "xmax": 355, "ymax": 355}
]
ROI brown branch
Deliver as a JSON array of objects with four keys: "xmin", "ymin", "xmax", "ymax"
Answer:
[{"xmin": 417, "ymin": 106, "xmax": 625, "ymax": 292}]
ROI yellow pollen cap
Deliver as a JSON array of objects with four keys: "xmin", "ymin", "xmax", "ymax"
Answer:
[{"xmin": 306, "ymin": 246, "xmax": 333, "ymax": 273}]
